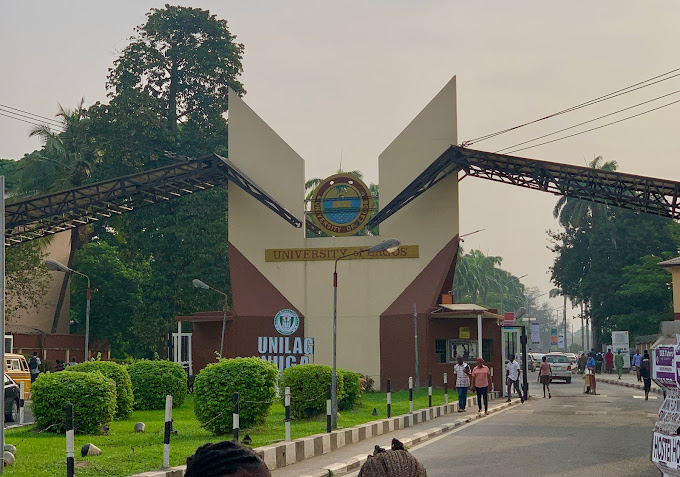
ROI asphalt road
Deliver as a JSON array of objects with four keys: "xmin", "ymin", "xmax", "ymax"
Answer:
[{"xmin": 348, "ymin": 372, "xmax": 661, "ymax": 477}]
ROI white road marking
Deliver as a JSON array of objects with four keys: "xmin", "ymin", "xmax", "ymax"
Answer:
[
  {"xmin": 633, "ymin": 395, "xmax": 657, "ymax": 399},
  {"xmin": 575, "ymin": 410, "xmax": 608, "ymax": 415},
  {"xmin": 648, "ymin": 413, "xmax": 659, "ymax": 418}
]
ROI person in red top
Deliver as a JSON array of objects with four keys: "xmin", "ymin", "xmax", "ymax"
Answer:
[
  {"xmin": 604, "ymin": 349, "xmax": 614, "ymax": 374},
  {"xmin": 539, "ymin": 355, "xmax": 552, "ymax": 399},
  {"xmin": 471, "ymin": 357, "xmax": 491, "ymax": 415}
]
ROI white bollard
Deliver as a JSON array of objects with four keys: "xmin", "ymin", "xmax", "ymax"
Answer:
[
  {"xmin": 285, "ymin": 387, "xmax": 291, "ymax": 442},
  {"xmin": 19, "ymin": 382, "xmax": 25, "ymax": 425},
  {"xmin": 162, "ymin": 395, "xmax": 173, "ymax": 469}
]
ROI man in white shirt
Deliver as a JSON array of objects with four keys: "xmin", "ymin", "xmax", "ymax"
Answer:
[
  {"xmin": 453, "ymin": 355, "xmax": 471, "ymax": 412},
  {"xmin": 506, "ymin": 354, "xmax": 524, "ymax": 403}
]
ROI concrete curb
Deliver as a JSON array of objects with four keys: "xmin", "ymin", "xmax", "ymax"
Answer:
[
  {"xmin": 299, "ymin": 397, "xmax": 521, "ymax": 477},
  {"xmin": 128, "ymin": 391, "xmax": 504, "ymax": 477},
  {"xmin": 597, "ymin": 376, "xmax": 663, "ymax": 395}
]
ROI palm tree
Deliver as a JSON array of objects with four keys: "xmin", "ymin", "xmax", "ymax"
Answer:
[
  {"xmin": 18, "ymin": 99, "xmax": 93, "ymax": 333},
  {"xmin": 552, "ymin": 156, "xmax": 618, "ymax": 229}
]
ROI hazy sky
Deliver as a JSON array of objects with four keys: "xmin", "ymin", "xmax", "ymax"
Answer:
[{"xmin": 2, "ymin": 1, "xmax": 680, "ymax": 319}]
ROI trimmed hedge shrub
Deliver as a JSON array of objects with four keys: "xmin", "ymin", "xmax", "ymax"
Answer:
[
  {"xmin": 194, "ymin": 357, "xmax": 278, "ymax": 435},
  {"xmin": 338, "ymin": 369, "xmax": 362, "ymax": 411},
  {"xmin": 127, "ymin": 360, "xmax": 187, "ymax": 410},
  {"xmin": 280, "ymin": 364, "xmax": 344, "ymax": 419},
  {"xmin": 31, "ymin": 371, "xmax": 116, "ymax": 434},
  {"xmin": 66, "ymin": 361, "xmax": 134, "ymax": 419}
]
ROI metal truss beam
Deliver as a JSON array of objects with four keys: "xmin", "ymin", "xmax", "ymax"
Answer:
[
  {"xmin": 368, "ymin": 145, "xmax": 680, "ymax": 228},
  {"xmin": 6, "ymin": 155, "xmax": 302, "ymax": 246}
]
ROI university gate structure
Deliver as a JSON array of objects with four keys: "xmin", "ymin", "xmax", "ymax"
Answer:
[{"xmin": 7, "ymin": 76, "xmax": 680, "ymax": 390}]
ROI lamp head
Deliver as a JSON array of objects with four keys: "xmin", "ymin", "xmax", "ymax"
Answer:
[
  {"xmin": 45, "ymin": 259, "xmax": 70, "ymax": 273},
  {"xmin": 192, "ymin": 279, "xmax": 210, "ymax": 290},
  {"xmin": 368, "ymin": 238, "xmax": 401, "ymax": 254}
]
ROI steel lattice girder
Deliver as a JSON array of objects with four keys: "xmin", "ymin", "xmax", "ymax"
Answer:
[
  {"xmin": 368, "ymin": 145, "xmax": 680, "ymax": 228},
  {"xmin": 5, "ymin": 154, "xmax": 302, "ymax": 246}
]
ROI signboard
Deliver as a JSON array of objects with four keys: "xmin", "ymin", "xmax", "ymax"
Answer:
[
  {"xmin": 558, "ymin": 332, "xmax": 565, "ymax": 350},
  {"xmin": 531, "ymin": 323, "xmax": 541, "ymax": 345},
  {"xmin": 459, "ymin": 326, "xmax": 470, "ymax": 339},
  {"xmin": 652, "ymin": 432, "xmax": 680, "ymax": 471},
  {"xmin": 265, "ymin": 245, "xmax": 419, "ymax": 262},
  {"xmin": 503, "ymin": 312, "xmax": 515, "ymax": 327},
  {"xmin": 259, "ymin": 309, "xmax": 314, "ymax": 371},
  {"xmin": 550, "ymin": 328, "xmax": 558, "ymax": 346},
  {"xmin": 612, "ymin": 330, "xmax": 631, "ymax": 369},
  {"xmin": 654, "ymin": 345, "xmax": 677, "ymax": 385}
]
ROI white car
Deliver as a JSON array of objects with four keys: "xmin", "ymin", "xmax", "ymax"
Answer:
[
  {"xmin": 565, "ymin": 353, "xmax": 578, "ymax": 367},
  {"xmin": 545, "ymin": 354, "xmax": 573, "ymax": 383}
]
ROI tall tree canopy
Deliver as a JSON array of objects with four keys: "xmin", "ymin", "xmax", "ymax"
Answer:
[
  {"xmin": 107, "ymin": 4, "xmax": 245, "ymax": 137},
  {"xmin": 452, "ymin": 248, "xmax": 526, "ymax": 314},
  {"xmin": 550, "ymin": 156, "xmax": 679, "ymax": 347}
]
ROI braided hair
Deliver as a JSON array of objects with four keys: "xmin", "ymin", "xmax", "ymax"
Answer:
[
  {"xmin": 358, "ymin": 439, "xmax": 427, "ymax": 477},
  {"xmin": 185, "ymin": 441, "xmax": 271, "ymax": 477}
]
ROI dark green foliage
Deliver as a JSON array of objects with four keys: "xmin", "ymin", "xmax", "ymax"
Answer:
[
  {"xmin": 31, "ymin": 372, "xmax": 116, "ymax": 434},
  {"xmin": 194, "ymin": 358, "xmax": 278, "ymax": 435},
  {"xmin": 338, "ymin": 369, "xmax": 362, "ymax": 410},
  {"xmin": 280, "ymin": 364, "xmax": 344, "ymax": 419},
  {"xmin": 65, "ymin": 361, "xmax": 134, "ymax": 419},
  {"xmin": 127, "ymin": 360, "xmax": 187, "ymax": 410},
  {"xmin": 71, "ymin": 241, "xmax": 151, "ymax": 358}
]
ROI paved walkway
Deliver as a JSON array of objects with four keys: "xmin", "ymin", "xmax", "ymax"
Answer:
[{"xmin": 271, "ymin": 399, "xmax": 521, "ymax": 477}]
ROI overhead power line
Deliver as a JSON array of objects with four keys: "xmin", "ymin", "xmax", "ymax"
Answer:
[
  {"xmin": 0, "ymin": 111, "xmax": 63, "ymax": 132},
  {"xmin": 495, "ymin": 88, "xmax": 680, "ymax": 153},
  {"xmin": 0, "ymin": 104, "xmax": 64, "ymax": 129},
  {"xmin": 461, "ymin": 67, "xmax": 680, "ymax": 147},
  {"xmin": 503, "ymin": 98, "xmax": 680, "ymax": 154}
]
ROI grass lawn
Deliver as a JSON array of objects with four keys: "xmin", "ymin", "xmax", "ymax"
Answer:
[{"xmin": 4, "ymin": 387, "xmax": 456, "ymax": 476}]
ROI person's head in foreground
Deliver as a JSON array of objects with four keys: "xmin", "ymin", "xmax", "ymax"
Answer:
[
  {"xmin": 476, "ymin": 357, "xmax": 484, "ymax": 367},
  {"xmin": 185, "ymin": 440, "xmax": 271, "ymax": 477},
  {"xmin": 358, "ymin": 439, "xmax": 427, "ymax": 477}
]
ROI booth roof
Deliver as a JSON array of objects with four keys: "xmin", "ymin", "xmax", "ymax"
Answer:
[{"xmin": 430, "ymin": 303, "xmax": 503, "ymax": 320}]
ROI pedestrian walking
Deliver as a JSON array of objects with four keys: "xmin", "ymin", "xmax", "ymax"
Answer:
[
  {"xmin": 641, "ymin": 350, "xmax": 652, "ymax": 400},
  {"xmin": 605, "ymin": 349, "xmax": 614, "ymax": 374},
  {"xmin": 358, "ymin": 439, "xmax": 427, "ymax": 477},
  {"xmin": 595, "ymin": 351, "xmax": 603, "ymax": 373},
  {"xmin": 28, "ymin": 352, "xmax": 41, "ymax": 383},
  {"xmin": 632, "ymin": 350, "xmax": 642, "ymax": 382},
  {"xmin": 471, "ymin": 357, "xmax": 491, "ymax": 415},
  {"xmin": 453, "ymin": 356, "xmax": 471, "ymax": 412},
  {"xmin": 614, "ymin": 349, "xmax": 624, "ymax": 379},
  {"xmin": 505, "ymin": 354, "xmax": 524, "ymax": 403},
  {"xmin": 539, "ymin": 355, "xmax": 552, "ymax": 399},
  {"xmin": 184, "ymin": 440, "xmax": 271, "ymax": 477},
  {"xmin": 54, "ymin": 360, "xmax": 65, "ymax": 372},
  {"xmin": 578, "ymin": 353, "xmax": 587, "ymax": 374}
]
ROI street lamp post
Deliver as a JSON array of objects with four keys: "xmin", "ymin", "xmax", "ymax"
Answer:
[
  {"xmin": 192, "ymin": 279, "xmax": 228, "ymax": 358},
  {"xmin": 45, "ymin": 260, "xmax": 90, "ymax": 361},
  {"xmin": 332, "ymin": 238, "xmax": 400, "ymax": 429}
]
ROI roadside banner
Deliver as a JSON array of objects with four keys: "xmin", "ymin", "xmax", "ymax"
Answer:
[
  {"xmin": 550, "ymin": 328, "xmax": 558, "ymax": 346},
  {"xmin": 654, "ymin": 344, "xmax": 677, "ymax": 386},
  {"xmin": 503, "ymin": 312, "xmax": 515, "ymax": 327},
  {"xmin": 612, "ymin": 331, "xmax": 630, "ymax": 368},
  {"xmin": 531, "ymin": 323, "xmax": 540, "ymax": 345},
  {"xmin": 558, "ymin": 332, "xmax": 565, "ymax": 350}
]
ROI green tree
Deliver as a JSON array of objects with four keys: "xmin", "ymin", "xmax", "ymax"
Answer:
[
  {"xmin": 107, "ymin": 4, "xmax": 245, "ymax": 138},
  {"xmin": 17, "ymin": 100, "xmax": 93, "ymax": 333},
  {"xmin": 6, "ymin": 241, "xmax": 51, "ymax": 325},
  {"xmin": 70, "ymin": 241, "xmax": 150, "ymax": 358},
  {"xmin": 552, "ymin": 156, "xmax": 618, "ymax": 229},
  {"xmin": 452, "ymin": 248, "xmax": 525, "ymax": 312}
]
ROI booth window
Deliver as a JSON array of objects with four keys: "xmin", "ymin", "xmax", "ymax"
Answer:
[
  {"xmin": 483, "ymin": 339, "xmax": 493, "ymax": 363},
  {"xmin": 435, "ymin": 340, "xmax": 447, "ymax": 363}
]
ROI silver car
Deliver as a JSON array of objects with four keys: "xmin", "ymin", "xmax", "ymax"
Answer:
[{"xmin": 545, "ymin": 354, "xmax": 573, "ymax": 383}]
